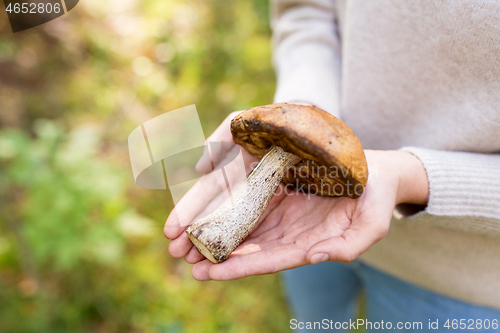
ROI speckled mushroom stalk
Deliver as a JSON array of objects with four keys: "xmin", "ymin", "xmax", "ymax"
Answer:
[{"xmin": 186, "ymin": 146, "xmax": 301, "ymax": 264}]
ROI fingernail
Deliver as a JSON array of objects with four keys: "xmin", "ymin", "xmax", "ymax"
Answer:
[{"xmin": 310, "ymin": 253, "xmax": 329, "ymax": 264}]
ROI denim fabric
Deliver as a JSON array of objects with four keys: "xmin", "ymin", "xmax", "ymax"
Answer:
[{"xmin": 282, "ymin": 261, "xmax": 500, "ymax": 332}]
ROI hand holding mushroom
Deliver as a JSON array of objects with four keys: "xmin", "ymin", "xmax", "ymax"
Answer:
[{"xmin": 165, "ymin": 103, "xmax": 429, "ymax": 281}]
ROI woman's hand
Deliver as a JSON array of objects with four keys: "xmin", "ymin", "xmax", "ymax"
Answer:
[{"xmin": 164, "ymin": 114, "xmax": 429, "ymax": 281}]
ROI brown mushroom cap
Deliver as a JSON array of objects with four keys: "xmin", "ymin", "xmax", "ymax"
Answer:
[{"xmin": 230, "ymin": 103, "xmax": 368, "ymax": 199}]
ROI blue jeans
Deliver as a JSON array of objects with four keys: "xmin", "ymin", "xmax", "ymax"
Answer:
[{"xmin": 282, "ymin": 261, "xmax": 500, "ymax": 332}]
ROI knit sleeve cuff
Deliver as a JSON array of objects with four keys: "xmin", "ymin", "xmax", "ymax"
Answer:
[{"xmin": 396, "ymin": 147, "xmax": 500, "ymax": 221}]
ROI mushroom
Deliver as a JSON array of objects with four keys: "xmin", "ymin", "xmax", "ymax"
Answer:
[{"xmin": 186, "ymin": 103, "xmax": 368, "ymax": 263}]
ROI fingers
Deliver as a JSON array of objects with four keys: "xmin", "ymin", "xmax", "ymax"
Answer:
[
  {"xmin": 194, "ymin": 244, "xmax": 308, "ymax": 281},
  {"xmin": 163, "ymin": 209, "xmax": 186, "ymax": 240},
  {"xmin": 195, "ymin": 111, "xmax": 242, "ymax": 174},
  {"xmin": 164, "ymin": 171, "xmax": 227, "ymax": 239},
  {"xmin": 166, "ymin": 113, "xmax": 246, "ymax": 251},
  {"xmin": 211, "ymin": 244, "xmax": 307, "ymax": 280},
  {"xmin": 168, "ymin": 111, "xmax": 251, "ymax": 239},
  {"xmin": 195, "ymin": 141, "xmax": 237, "ymax": 174},
  {"xmin": 209, "ymin": 111, "xmax": 242, "ymax": 142},
  {"xmin": 166, "ymin": 170, "xmax": 238, "ymax": 261},
  {"xmin": 305, "ymin": 224, "xmax": 386, "ymax": 264},
  {"xmin": 306, "ymin": 182, "xmax": 393, "ymax": 264},
  {"xmin": 176, "ymin": 188, "xmax": 286, "ymax": 273},
  {"xmin": 195, "ymin": 145, "xmax": 213, "ymax": 174},
  {"xmin": 191, "ymin": 259, "xmax": 214, "ymax": 281},
  {"xmin": 168, "ymin": 231, "xmax": 195, "ymax": 258},
  {"xmin": 185, "ymin": 246, "xmax": 205, "ymax": 264},
  {"xmin": 211, "ymin": 142, "xmax": 239, "ymax": 171}
]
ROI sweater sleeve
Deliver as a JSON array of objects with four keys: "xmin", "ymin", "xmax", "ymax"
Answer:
[
  {"xmin": 271, "ymin": 0, "xmax": 341, "ymax": 117},
  {"xmin": 396, "ymin": 147, "xmax": 500, "ymax": 235}
]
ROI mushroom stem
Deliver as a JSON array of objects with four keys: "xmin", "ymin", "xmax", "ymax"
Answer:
[{"xmin": 186, "ymin": 145, "xmax": 301, "ymax": 263}]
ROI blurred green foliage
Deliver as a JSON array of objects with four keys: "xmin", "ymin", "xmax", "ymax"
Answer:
[{"xmin": 0, "ymin": 0, "xmax": 292, "ymax": 332}]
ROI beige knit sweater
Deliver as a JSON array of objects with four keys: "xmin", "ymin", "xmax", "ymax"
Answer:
[{"xmin": 271, "ymin": 0, "xmax": 500, "ymax": 309}]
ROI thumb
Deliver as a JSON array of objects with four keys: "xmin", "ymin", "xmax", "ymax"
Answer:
[{"xmin": 306, "ymin": 227, "xmax": 380, "ymax": 264}]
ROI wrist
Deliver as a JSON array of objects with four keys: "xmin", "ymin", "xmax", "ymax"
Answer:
[
  {"xmin": 364, "ymin": 150, "xmax": 429, "ymax": 206},
  {"xmin": 393, "ymin": 151, "xmax": 429, "ymax": 206}
]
